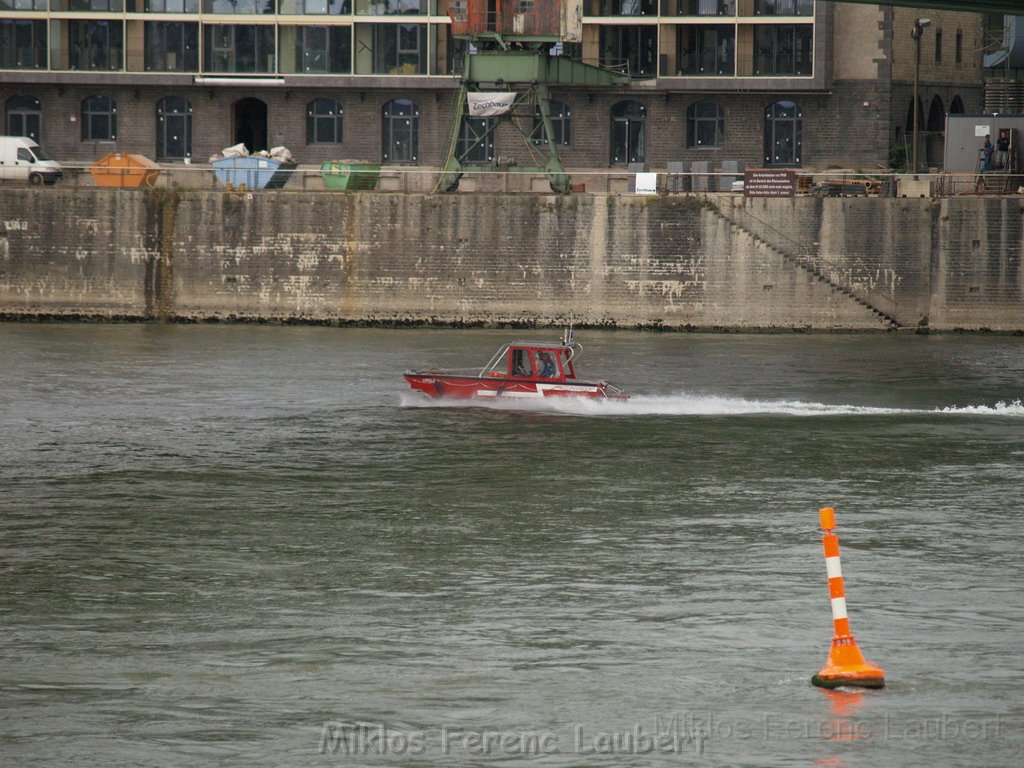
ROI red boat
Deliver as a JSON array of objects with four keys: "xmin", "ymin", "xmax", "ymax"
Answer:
[{"xmin": 404, "ymin": 330, "xmax": 627, "ymax": 401}]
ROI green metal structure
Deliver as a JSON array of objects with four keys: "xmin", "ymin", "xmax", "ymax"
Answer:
[
  {"xmin": 438, "ymin": 0, "xmax": 1014, "ymax": 194},
  {"xmin": 436, "ymin": 40, "xmax": 630, "ymax": 195}
]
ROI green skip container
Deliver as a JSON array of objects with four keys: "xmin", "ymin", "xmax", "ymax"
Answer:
[{"xmin": 320, "ymin": 161, "xmax": 381, "ymax": 191}]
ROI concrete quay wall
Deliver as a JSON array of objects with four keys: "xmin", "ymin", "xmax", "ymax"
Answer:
[{"xmin": 0, "ymin": 189, "xmax": 1020, "ymax": 332}]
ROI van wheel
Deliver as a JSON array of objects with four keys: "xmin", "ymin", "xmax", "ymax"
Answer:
[{"xmin": 29, "ymin": 173, "xmax": 43, "ymax": 186}]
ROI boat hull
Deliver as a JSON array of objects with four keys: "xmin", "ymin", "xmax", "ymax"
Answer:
[{"xmin": 404, "ymin": 373, "xmax": 626, "ymax": 400}]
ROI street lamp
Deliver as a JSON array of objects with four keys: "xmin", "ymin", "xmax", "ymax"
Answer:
[{"xmin": 911, "ymin": 18, "xmax": 931, "ymax": 174}]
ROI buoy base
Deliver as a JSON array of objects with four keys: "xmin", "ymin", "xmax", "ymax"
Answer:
[
  {"xmin": 811, "ymin": 672, "xmax": 885, "ymax": 689},
  {"xmin": 812, "ymin": 635, "xmax": 885, "ymax": 689}
]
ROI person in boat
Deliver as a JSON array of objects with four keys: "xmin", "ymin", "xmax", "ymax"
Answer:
[{"xmin": 538, "ymin": 351, "xmax": 556, "ymax": 379}]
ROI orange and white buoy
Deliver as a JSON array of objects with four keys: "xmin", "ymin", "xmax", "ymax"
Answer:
[{"xmin": 811, "ymin": 507, "xmax": 885, "ymax": 689}]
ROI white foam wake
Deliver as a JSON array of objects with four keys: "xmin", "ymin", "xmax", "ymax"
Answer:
[{"xmin": 400, "ymin": 393, "xmax": 1024, "ymax": 418}]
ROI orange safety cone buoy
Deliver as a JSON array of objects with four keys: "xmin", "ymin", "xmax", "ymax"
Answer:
[{"xmin": 811, "ymin": 507, "xmax": 885, "ymax": 689}]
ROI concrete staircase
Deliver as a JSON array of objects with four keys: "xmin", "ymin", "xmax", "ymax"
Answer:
[
  {"xmin": 706, "ymin": 203, "xmax": 900, "ymax": 329},
  {"xmin": 976, "ymin": 172, "xmax": 1019, "ymax": 195}
]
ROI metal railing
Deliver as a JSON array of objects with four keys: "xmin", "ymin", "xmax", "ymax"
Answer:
[{"xmin": 5, "ymin": 164, "xmax": 1015, "ymax": 198}]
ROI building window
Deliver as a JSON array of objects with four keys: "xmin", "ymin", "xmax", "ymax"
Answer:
[
  {"xmin": 753, "ymin": 24, "xmax": 812, "ymax": 76},
  {"xmin": 675, "ymin": 24, "xmax": 734, "ymax": 75},
  {"xmin": 3, "ymin": 0, "xmax": 47, "ymax": 8},
  {"xmin": 144, "ymin": 22, "xmax": 199, "ymax": 72},
  {"xmin": 294, "ymin": 25, "xmax": 351, "ymax": 73},
  {"xmin": 356, "ymin": 0, "xmax": 425, "ymax": 15},
  {"xmin": 955, "ymin": 30, "xmax": 962, "ymax": 65},
  {"xmin": 372, "ymin": 23, "xmax": 426, "ymax": 74},
  {"xmin": 935, "ymin": 28, "xmax": 942, "ymax": 65},
  {"xmin": 307, "ymin": 99, "xmax": 343, "ymax": 144},
  {"xmin": 144, "ymin": 0, "xmax": 199, "ymax": 10},
  {"xmin": 293, "ymin": 0, "xmax": 351, "ymax": 13},
  {"xmin": 458, "ymin": 116, "xmax": 494, "ymax": 163},
  {"xmin": 203, "ymin": 0, "xmax": 275, "ymax": 12},
  {"xmin": 81, "ymin": 95, "xmax": 116, "ymax": 141},
  {"xmin": 203, "ymin": 25, "xmax": 275, "ymax": 73},
  {"xmin": 687, "ymin": 100, "xmax": 724, "ymax": 148},
  {"xmin": 382, "ymin": 98, "xmax": 418, "ymax": 164},
  {"xmin": 54, "ymin": 0, "xmax": 123, "ymax": 10},
  {"xmin": 585, "ymin": 0, "xmax": 656, "ymax": 17},
  {"xmin": 0, "ymin": 19, "xmax": 47, "ymax": 69},
  {"xmin": 156, "ymin": 96, "xmax": 192, "ymax": 161},
  {"xmin": 275, "ymin": 0, "xmax": 350, "ymax": 13},
  {"xmin": 449, "ymin": 0, "xmax": 467, "ymax": 20},
  {"xmin": 753, "ymin": 0, "xmax": 812, "ymax": 15},
  {"xmin": 764, "ymin": 100, "xmax": 802, "ymax": 166},
  {"xmin": 5, "ymin": 94, "xmax": 42, "ymax": 143},
  {"xmin": 69, "ymin": 20, "xmax": 124, "ymax": 71},
  {"xmin": 610, "ymin": 100, "xmax": 646, "ymax": 165},
  {"xmin": 532, "ymin": 99, "xmax": 571, "ymax": 146},
  {"xmin": 662, "ymin": 0, "xmax": 734, "ymax": 16},
  {"xmin": 599, "ymin": 25, "xmax": 657, "ymax": 78}
]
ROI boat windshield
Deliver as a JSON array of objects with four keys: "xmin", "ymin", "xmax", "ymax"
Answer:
[{"xmin": 511, "ymin": 348, "xmax": 532, "ymax": 377}]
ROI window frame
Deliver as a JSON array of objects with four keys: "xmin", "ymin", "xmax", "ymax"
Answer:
[
  {"xmin": 68, "ymin": 19, "xmax": 124, "ymax": 71},
  {"xmin": 306, "ymin": 98, "xmax": 343, "ymax": 144},
  {"xmin": 0, "ymin": 19, "xmax": 47, "ymax": 69},
  {"xmin": 752, "ymin": 23, "xmax": 812, "ymax": 76},
  {"xmin": 156, "ymin": 95, "xmax": 193, "ymax": 161},
  {"xmin": 381, "ymin": 98, "xmax": 419, "ymax": 164},
  {"xmin": 5, "ymin": 94, "xmax": 42, "ymax": 143},
  {"xmin": 457, "ymin": 115, "xmax": 494, "ymax": 163},
  {"xmin": 81, "ymin": 94, "xmax": 117, "ymax": 141},
  {"xmin": 531, "ymin": 99, "xmax": 571, "ymax": 147},
  {"xmin": 610, "ymin": 99, "xmax": 647, "ymax": 166},
  {"xmin": 763, "ymin": 99, "xmax": 802, "ymax": 166},
  {"xmin": 144, "ymin": 21, "xmax": 199, "ymax": 72},
  {"xmin": 686, "ymin": 100, "xmax": 725, "ymax": 149}
]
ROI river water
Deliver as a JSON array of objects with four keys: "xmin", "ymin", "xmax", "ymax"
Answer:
[{"xmin": 1, "ymin": 325, "xmax": 1022, "ymax": 767}]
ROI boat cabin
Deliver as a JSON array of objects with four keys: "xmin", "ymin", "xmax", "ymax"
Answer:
[{"xmin": 481, "ymin": 342, "xmax": 578, "ymax": 381}]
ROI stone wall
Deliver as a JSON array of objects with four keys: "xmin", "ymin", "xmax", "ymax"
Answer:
[{"xmin": 0, "ymin": 188, "xmax": 1021, "ymax": 332}]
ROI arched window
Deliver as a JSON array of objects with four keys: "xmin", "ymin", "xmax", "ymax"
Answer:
[
  {"xmin": 764, "ymin": 100, "xmax": 802, "ymax": 166},
  {"xmin": 5, "ymin": 94, "xmax": 41, "ymax": 143},
  {"xmin": 156, "ymin": 96, "xmax": 192, "ymax": 161},
  {"xmin": 610, "ymin": 100, "xmax": 646, "ymax": 165},
  {"xmin": 926, "ymin": 95, "xmax": 945, "ymax": 134},
  {"xmin": 531, "ymin": 99, "xmax": 570, "ymax": 146},
  {"xmin": 307, "ymin": 98, "xmax": 342, "ymax": 144},
  {"xmin": 381, "ymin": 99, "xmax": 418, "ymax": 164},
  {"xmin": 686, "ymin": 100, "xmax": 724, "ymax": 148},
  {"xmin": 81, "ymin": 95, "xmax": 117, "ymax": 141},
  {"xmin": 950, "ymin": 95, "xmax": 965, "ymax": 115}
]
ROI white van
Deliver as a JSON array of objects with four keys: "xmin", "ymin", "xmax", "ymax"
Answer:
[{"xmin": 0, "ymin": 136, "xmax": 63, "ymax": 184}]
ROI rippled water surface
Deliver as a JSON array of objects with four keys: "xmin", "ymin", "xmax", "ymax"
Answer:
[{"xmin": 1, "ymin": 325, "xmax": 1022, "ymax": 767}]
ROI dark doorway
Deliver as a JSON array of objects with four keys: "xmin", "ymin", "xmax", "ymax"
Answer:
[
  {"xmin": 926, "ymin": 95, "xmax": 946, "ymax": 168},
  {"xmin": 234, "ymin": 97, "xmax": 267, "ymax": 153}
]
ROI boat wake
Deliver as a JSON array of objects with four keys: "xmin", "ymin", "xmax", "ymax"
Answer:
[{"xmin": 400, "ymin": 393, "xmax": 1024, "ymax": 418}]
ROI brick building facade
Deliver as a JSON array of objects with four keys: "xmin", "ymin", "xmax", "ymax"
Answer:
[{"xmin": 1, "ymin": 2, "xmax": 985, "ymax": 172}]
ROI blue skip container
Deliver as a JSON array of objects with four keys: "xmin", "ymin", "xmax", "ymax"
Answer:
[{"xmin": 212, "ymin": 156, "xmax": 296, "ymax": 190}]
